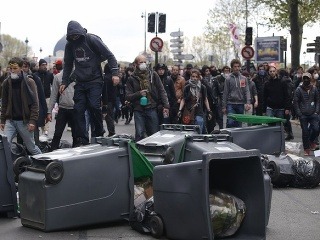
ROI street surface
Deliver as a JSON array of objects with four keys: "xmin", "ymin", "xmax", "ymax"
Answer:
[{"xmin": 0, "ymin": 117, "xmax": 320, "ymax": 240}]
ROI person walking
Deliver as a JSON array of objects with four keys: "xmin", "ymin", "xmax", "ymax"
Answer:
[
  {"xmin": 293, "ymin": 72, "xmax": 319, "ymax": 156},
  {"xmin": 59, "ymin": 20, "xmax": 119, "ymax": 145},
  {"xmin": 0, "ymin": 57, "xmax": 41, "ymax": 155},
  {"xmin": 125, "ymin": 55, "xmax": 169, "ymax": 141}
]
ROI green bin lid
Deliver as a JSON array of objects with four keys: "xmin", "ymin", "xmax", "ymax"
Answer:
[
  {"xmin": 129, "ymin": 141, "xmax": 154, "ymax": 179},
  {"xmin": 227, "ymin": 114, "xmax": 286, "ymax": 124}
]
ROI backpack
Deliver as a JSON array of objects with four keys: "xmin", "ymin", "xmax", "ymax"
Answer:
[{"xmin": 86, "ymin": 33, "xmax": 107, "ymax": 62}]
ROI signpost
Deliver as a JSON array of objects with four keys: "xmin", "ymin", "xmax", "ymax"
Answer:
[
  {"xmin": 174, "ymin": 54, "xmax": 194, "ymax": 60},
  {"xmin": 170, "ymin": 31, "xmax": 184, "ymax": 37},
  {"xmin": 241, "ymin": 46, "xmax": 255, "ymax": 60}
]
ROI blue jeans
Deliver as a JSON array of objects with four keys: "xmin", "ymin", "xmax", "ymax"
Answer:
[
  {"xmin": 299, "ymin": 114, "xmax": 319, "ymax": 150},
  {"xmin": 266, "ymin": 107, "xmax": 285, "ymax": 119},
  {"xmin": 226, "ymin": 104, "xmax": 244, "ymax": 128},
  {"xmin": 134, "ymin": 108, "xmax": 159, "ymax": 141},
  {"xmin": 73, "ymin": 81, "xmax": 104, "ymax": 144},
  {"xmin": 4, "ymin": 120, "xmax": 42, "ymax": 155},
  {"xmin": 195, "ymin": 115, "xmax": 205, "ymax": 134}
]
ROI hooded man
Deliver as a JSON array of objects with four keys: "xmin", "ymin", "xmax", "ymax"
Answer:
[{"xmin": 59, "ymin": 20, "xmax": 119, "ymax": 145}]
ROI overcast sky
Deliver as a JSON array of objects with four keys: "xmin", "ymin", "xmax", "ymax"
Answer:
[
  {"xmin": 0, "ymin": 0, "xmax": 318, "ymax": 64},
  {"xmin": 0, "ymin": 0, "xmax": 216, "ymax": 62}
]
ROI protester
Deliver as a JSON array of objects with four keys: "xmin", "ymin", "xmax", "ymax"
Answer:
[
  {"xmin": 222, "ymin": 59, "xmax": 251, "ymax": 128},
  {"xmin": 0, "ymin": 57, "xmax": 41, "ymax": 155},
  {"xmin": 125, "ymin": 55, "xmax": 169, "ymax": 141},
  {"xmin": 293, "ymin": 72, "xmax": 319, "ymax": 156},
  {"xmin": 59, "ymin": 20, "xmax": 119, "ymax": 145}
]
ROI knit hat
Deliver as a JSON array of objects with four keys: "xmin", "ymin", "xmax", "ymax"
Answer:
[{"xmin": 39, "ymin": 59, "xmax": 47, "ymax": 66}]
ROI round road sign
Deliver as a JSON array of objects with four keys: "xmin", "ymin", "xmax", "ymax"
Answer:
[
  {"xmin": 241, "ymin": 46, "xmax": 255, "ymax": 59},
  {"xmin": 150, "ymin": 37, "xmax": 164, "ymax": 52}
]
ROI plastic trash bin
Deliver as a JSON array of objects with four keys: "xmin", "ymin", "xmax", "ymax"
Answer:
[
  {"xmin": 153, "ymin": 151, "xmax": 267, "ymax": 240},
  {"xmin": 183, "ymin": 134, "xmax": 272, "ymax": 228},
  {"xmin": 227, "ymin": 113, "xmax": 286, "ymax": 125},
  {"xmin": 18, "ymin": 139, "xmax": 153, "ymax": 232},
  {"xmin": 220, "ymin": 114, "xmax": 286, "ymax": 155},
  {"xmin": 135, "ymin": 124, "xmax": 200, "ymax": 166},
  {"xmin": 0, "ymin": 134, "xmax": 18, "ymax": 218}
]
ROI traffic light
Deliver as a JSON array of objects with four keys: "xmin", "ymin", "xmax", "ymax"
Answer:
[
  {"xmin": 158, "ymin": 13, "xmax": 166, "ymax": 33},
  {"xmin": 280, "ymin": 37, "xmax": 287, "ymax": 51},
  {"xmin": 148, "ymin": 13, "xmax": 155, "ymax": 33},
  {"xmin": 245, "ymin": 27, "xmax": 253, "ymax": 46},
  {"xmin": 316, "ymin": 36, "xmax": 320, "ymax": 52}
]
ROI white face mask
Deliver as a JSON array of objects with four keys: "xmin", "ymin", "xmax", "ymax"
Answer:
[
  {"xmin": 139, "ymin": 63, "xmax": 147, "ymax": 71},
  {"xmin": 10, "ymin": 73, "xmax": 19, "ymax": 79},
  {"xmin": 314, "ymin": 73, "xmax": 319, "ymax": 79},
  {"xmin": 223, "ymin": 73, "xmax": 230, "ymax": 78}
]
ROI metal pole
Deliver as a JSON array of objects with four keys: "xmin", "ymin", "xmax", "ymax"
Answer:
[
  {"xmin": 25, "ymin": 38, "xmax": 29, "ymax": 57},
  {"xmin": 284, "ymin": 51, "xmax": 287, "ymax": 69}
]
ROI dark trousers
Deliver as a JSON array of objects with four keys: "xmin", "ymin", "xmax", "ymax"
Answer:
[
  {"xmin": 105, "ymin": 102, "xmax": 115, "ymax": 136},
  {"xmin": 73, "ymin": 81, "xmax": 104, "ymax": 144},
  {"xmin": 51, "ymin": 108, "xmax": 77, "ymax": 151},
  {"xmin": 299, "ymin": 114, "xmax": 319, "ymax": 150}
]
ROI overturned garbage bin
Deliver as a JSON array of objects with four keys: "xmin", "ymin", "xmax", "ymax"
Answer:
[
  {"xmin": 183, "ymin": 134, "xmax": 272, "ymax": 227},
  {"xmin": 0, "ymin": 134, "xmax": 18, "ymax": 218},
  {"xmin": 18, "ymin": 138, "xmax": 153, "ymax": 232},
  {"xmin": 221, "ymin": 114, "xmax": 286, "ymax": 155},
  {"xmin": 135, "ymin": 124, "xmax": 200, "ymax": 166},
  {"xmin": 152, "ymin": 150, "xmax": 267, "ymax": 240}
]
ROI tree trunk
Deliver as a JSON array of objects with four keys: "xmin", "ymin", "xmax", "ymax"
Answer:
[{"xmin": 290, "ymin": 0, "xmax": 302, "ymax": 70}]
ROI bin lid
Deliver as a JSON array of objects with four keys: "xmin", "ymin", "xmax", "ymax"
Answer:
[
  {"xmin": 129, "ymin": 141, "xmax": 154, "ymax": 179},
  {"xmin": 227, "ymin": 114, "xmax": 286, "ymax": 124}
]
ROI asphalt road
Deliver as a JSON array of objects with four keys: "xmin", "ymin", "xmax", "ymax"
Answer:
[{"xmin": 1, "ymin": 117, "xmax": 320, "ymax": 240}]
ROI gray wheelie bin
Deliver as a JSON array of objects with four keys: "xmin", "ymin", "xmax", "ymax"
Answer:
[
  {"xmin": 152, "ymin": 150, "xmax": 267, "ymax": 240},
  {"xmin": 0, "ymin": 134, "xmax": 18, "ymax": 218},
  {"xmin": 135, "ymin": 124, "xmax": 200, "ymax": 166},
  {"xmin": 183, "ymin": 134, "xmax": 272, "ymax": 227},
  {"xmin": 18, "ymin": 138, "xmax": 153, "ymax": 232},
  {"xmin": 221, "ymin": 114, "xmax": 286, "ymax": 155}
]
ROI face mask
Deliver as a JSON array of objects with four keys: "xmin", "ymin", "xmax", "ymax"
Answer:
[
  {"xmin": 10, "ymin": 73, "xmax": 19, "ymax": 79},
  {"xmin": 258, "ymin": 70, "xmax": 265, "ymax": 76},
  {"xmin": 296, "ymin": 73, "xmax": 302, "ymax": 78},
  {"xmin": 223, "ymin": 73, "xmax": 230, "ymax": 78},
  {"xmin": 139, "ymin": 63, "xmax": 147, "ymax": 71},
  {"xmin": 314, "ymin": 73, "xmax": 319, "ymax": 79}
]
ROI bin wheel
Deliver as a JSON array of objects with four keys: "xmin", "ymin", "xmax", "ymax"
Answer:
[
  {"xmin": 13, "ymin": 156, "xmax": 31, "ymax": 177},
  {"xmin": 45, "ymin": 162, "xmax": 64, "ymax": 185},
  {"xmin": 267, "ymin": 161, "xmax": 280, "ymax": 181},
  {"xmin": 163, "ymin": 147, "xmax": 175, "ymax": 164},
  {"xmin": 150, "ymin": 215, "xmax": 163, "ymax": 238}
]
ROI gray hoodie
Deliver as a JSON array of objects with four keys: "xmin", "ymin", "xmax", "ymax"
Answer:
[
  {"xmin": 222, "ymin": 73, "xmax": 251, "ymax": 108},
  {"xmin": 48, "ymin": 70, "xmax": 75, "ymax": 112}
]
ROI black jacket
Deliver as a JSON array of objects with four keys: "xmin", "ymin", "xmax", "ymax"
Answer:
[
  {"xmin": 62, "ymin": 20, "xmax": 118, "ymax": 86},
  {"xmin": 34, "ymin": 70, "xmax": 53, "ymax": 98},
  {"xmin": 294, "ymin": 85, "xmax": 319, "ymax": 117}
]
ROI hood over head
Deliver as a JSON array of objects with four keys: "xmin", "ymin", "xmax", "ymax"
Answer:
[{"xmin": 66, "ymin": 20, "xmax": 87, "ymax": 41}]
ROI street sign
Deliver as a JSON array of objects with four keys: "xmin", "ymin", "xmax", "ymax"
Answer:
[
  {"xmin": 307, "ymin": 48, "xmax": 316, "ymax": 53},
  {"xmin": 170, "ymin": 43, "xmax": 184, "ymax": 48},
  {"xmin": 170, "ymin": 38, "xmax": 184, "ymax": 43},
  {"xmin": 241, "ymin": 46, "xmax": 255, "ymax": 59},
  {"xmin": 170, "ymin": 48, "xmax": 183, "ymax": 53},
  {"xmin": 174, "ymin": 54, "xmax": 194, "ymax": 60},
  {"xmin": 170, "ymin": 31, "xmax": 184, "ymax": 37},
  {"xmin": 307, "ymin": 43, "xmax": 316, "ymax": 47},
  {"xmin": 150, "ymin": 37, "xmax": 164, "ymax": 52}
]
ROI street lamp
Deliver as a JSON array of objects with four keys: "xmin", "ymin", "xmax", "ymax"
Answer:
[
  {"xmin": 25, "ymin": 37, "xmax": 29, "ymax": 57},
  {"xmin": 141, "ymin": 10, "xmax": 147, "ymax": 54}
]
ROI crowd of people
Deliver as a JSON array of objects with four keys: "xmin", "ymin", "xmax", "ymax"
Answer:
[{"xmin": 0, "ymin": 20, "xmax": 319, "ymax": 157}]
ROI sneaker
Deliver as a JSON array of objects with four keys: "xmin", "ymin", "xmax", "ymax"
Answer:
[
  {"xmin": 310, "ymin": 143, "xmax": 319, "ymax": 151},
  {"xmin": 304, "ymin": 149, "xmax": 311, "ymax": 156}
]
